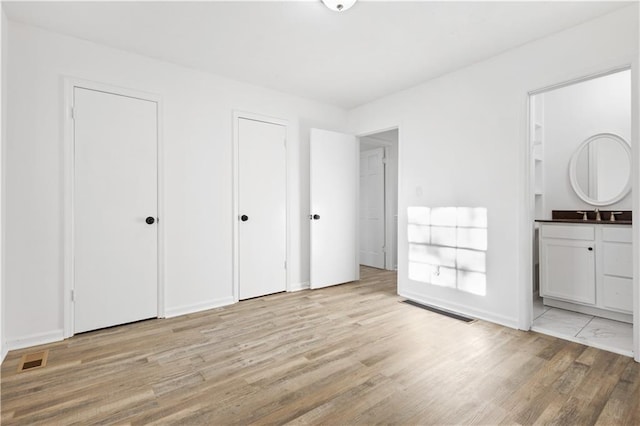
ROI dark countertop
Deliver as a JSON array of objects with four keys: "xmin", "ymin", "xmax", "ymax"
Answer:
[
  {"xmin": 535, "ymin": 219, "xmax": 632, "ymax": 225},
  {"xmin": 542, "ymin": 210, "xmax": 632, "ymax": 224}
]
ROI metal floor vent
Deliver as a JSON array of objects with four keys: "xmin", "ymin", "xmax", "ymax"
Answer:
[
  {"xmin": 17, "ymin": 350, "xmax": 49, "ymax": 372},
  {"xmin": 402, "ymin": 300, "xmax": 476, "ymax": 323}
]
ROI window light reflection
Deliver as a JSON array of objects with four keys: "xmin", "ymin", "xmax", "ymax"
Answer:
[{"xmin": 408, "ymin": 207, "xmax": 487, "ymax": 296}]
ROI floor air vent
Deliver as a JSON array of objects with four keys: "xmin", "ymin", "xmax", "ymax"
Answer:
[
  {"xmin": 17, "ymin": 350, "xmax": 49, "ymax": 372},
  {"xmin": 402, "ymin": 300, "xmax": 476, "ymax": 323}
]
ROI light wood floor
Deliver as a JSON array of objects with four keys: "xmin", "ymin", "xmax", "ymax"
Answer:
[{"xmin": 2, "ymin": 266, "xmax": 639, "ymax": 425}]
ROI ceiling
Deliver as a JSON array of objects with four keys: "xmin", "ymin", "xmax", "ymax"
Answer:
[{"xmin": 2, "ymin": 1, "xmax": 632, "ymax": 109}]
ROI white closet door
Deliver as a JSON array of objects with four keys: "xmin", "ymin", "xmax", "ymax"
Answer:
[
  {"xmin": 74, "ymin": 87, "xmax": 158, "ymax": 334},
  {"xmin": 360, "ymin": 148, "xmax": 385, "ymax": 269},
  {"xmin": 238, "ymin": 118, "xmax": 287, "ymax": 299},
  {"xmin": 310, "ymin": 128, "xmax": 359, "ymax": 289}
]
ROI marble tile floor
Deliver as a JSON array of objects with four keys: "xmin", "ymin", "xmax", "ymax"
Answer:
[{"xmin": 532, "ymin": 298, "xmax": 633, "ymax": 357}]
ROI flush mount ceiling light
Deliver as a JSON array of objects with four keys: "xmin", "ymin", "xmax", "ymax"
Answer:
[{"xmin": 322, "ymin": 0, "xmax": 357, "ymax": 12}]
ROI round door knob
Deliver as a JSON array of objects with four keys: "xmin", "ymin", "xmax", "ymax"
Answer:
[
  {"xmin": 588, "ymin": 247, "xmax": 593, "ymax": 251},
  {"xmin": 241, "ymin": 215, "xmax": 249, "ymax": 222},
  {"xmin": 313, "ymin": 214, "xmax": 320, "ymax": 220},
  {"xmin": 146, "ymin": 217, "xmax": 155, "ymax": 225}
]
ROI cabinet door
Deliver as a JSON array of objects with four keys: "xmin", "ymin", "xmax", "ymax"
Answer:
[
  {"xmin": 602, "ymin": 276, "xmax": 633, "ymax": 313},
  {"xmin": 602, "ymin": 240, "xmax": 633, "ymax": 313},
  {"xmin": 602, "ymin": 242, "xmax": 632, "ymax": 278},
  {"xmin": 540, "ymin": 238, "xmax": 595, "ymax": 305}
]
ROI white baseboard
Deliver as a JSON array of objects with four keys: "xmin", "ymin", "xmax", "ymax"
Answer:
[
  {"xmin": 289, "ymin": 281, "xmax": 310, "ymax": 292},
  {"xmin": 165, "ymin": 296, "xmax": 235, "ymax": 318},
  {"xmin": 7, "ymin": 329, "xmax": 65, "ymax": 352},
  {"xmin": 2, "ymin": 343, "xmax": 8, "ymax": 362},
  {"xmin": 399, "ymin": 290, "xmax": 519, "ymax": 329}
]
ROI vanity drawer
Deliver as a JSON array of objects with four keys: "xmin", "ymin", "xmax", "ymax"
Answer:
[
  {"xmin": 603, "ymin": 242, "xmax": 633, "ymax": 278},
  {"xmin": 602, "ymin": 276, "xmax": 633, "ymax": 313},
  {"xmin": 602, "ymin": 227, "xmax": 632, "ymax": 243},
  {"xmin": 540, "ymin": 224, "xmax": 594, "ymax": 241}
]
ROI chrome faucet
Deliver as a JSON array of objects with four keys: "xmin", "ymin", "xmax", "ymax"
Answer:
[
  {"xmin": 576, "ymin": 211, "xmax": 588, "ymax": 220},
  {"xmin": 610, "ymin": 212, "xmax": 622, "ymax": 222},
  {"xmin": 595, "ymin": 209, "xmax": 601, "ymax": 221}
]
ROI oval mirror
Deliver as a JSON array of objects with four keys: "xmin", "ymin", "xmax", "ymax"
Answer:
[{"xmin": 569, "ymin": 133, "xmax": 631, "ymax": 206}]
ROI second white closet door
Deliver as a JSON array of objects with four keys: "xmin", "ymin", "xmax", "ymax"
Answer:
[{"xmin": 238, "ymin": 118, "xmax": 287, "ymax": 300}]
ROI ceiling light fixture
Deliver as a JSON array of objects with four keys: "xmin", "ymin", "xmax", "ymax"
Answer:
[{"xmin": 322, "ymin": 0, "xmax": 357, "ymax": 12}]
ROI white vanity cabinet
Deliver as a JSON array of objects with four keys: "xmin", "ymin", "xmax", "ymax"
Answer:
[{"xmin": 539, "ymin": 222, "xmax": 632, "ymax": 322}]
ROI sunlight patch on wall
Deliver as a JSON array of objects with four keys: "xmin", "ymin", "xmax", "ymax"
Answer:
[{"xmin": 408, "ymin": 207, "xmax": 487, "ymax": 296}]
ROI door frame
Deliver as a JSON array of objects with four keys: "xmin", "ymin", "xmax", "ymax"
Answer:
[
  {"xmin": 232, "ymin": 111, "xmax": 289, "ymax": 302},
  {"xmin": 521, "ymin": 63, "xmax": 639, "ymax": 362},
  {"xmin": 63, "ymin": 78, "xmax": 165, "ymax": 338},
  {"xmin": 357, "ymin": 127, "xmax": 400, "ymax": 271}
]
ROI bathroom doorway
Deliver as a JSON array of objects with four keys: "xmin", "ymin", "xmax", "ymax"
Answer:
[
  {"xmin": 528, "ymin": 68, "xmax": 634, "ymax": 357},
  {"xmin": 359, "ymin": 129, "xmax": 399, "ymax": 271}
]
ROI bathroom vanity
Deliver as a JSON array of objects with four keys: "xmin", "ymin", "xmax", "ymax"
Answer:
[
  {"xmin": 534, "ymin": 130, "xmax": 634, "ymax": 323},
  {"xmin": 537, "ymin": 214, "xmax": 632, "ymax": 323}
]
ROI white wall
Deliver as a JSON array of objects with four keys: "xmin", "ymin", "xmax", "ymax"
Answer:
[
  {"xmin": 4, "ymin": 21, "xmax": 347, "ymax": 349},
  {"xmin": 347, "ymin": 5, "xmax": 639, "ymax": 328},
  {"xmin": 543, "ymin": 71, "xmax": 631, "ymax": 215},
  {"xmin": 1, "ymin": 9, "xmax": 7, "ymax": 361}
]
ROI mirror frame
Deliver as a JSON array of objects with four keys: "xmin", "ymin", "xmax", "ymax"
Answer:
[{"xmin": 568, "ymin": 132, "xmax": 631, "ymax": 206}]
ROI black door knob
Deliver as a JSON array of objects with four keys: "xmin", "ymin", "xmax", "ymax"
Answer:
[
  {"xmin": 241, "ymin": 215, "xmax": 249, "ymax": 222},
  {"xmin": 313, "ymin": 214, "xmax": 320, "ymax": 220},
  {"xmin": 146, "ymin": 217, "xmax": 155, "ymax": 225},
  {"xmin": 588, "ymin": 247, "xmax": 593, "ymax": 251}
]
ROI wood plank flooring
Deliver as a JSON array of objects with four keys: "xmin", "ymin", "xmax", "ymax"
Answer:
[{"xmin": 2, "ymin": 266, "xmax": 639, "ymax": 425}]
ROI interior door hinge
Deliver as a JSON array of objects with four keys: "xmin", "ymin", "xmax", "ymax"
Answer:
[
  {"xmin": 70, "ymin": 107, "xmax": 75, "ymax": 120},
  {"xmin": 284, "ymin": 260, "xmax": 287, "ymax": 269},
  {"xmin": 284, "ymin": 139, "xmax": 287, "ymax": 148},
  {"xmin": 71, "ymin": 289, "xmax": 75, "ymax": 301}
]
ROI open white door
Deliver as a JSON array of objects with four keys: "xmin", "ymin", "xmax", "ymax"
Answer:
[{"xmin": 310, "ymin": 128, "xmax": 359, "ymax": 289}]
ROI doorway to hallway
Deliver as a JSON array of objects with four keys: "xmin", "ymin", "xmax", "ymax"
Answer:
[{"xmin": 359, "ymin": 129, "xmax": 398, "ymax": 271}]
